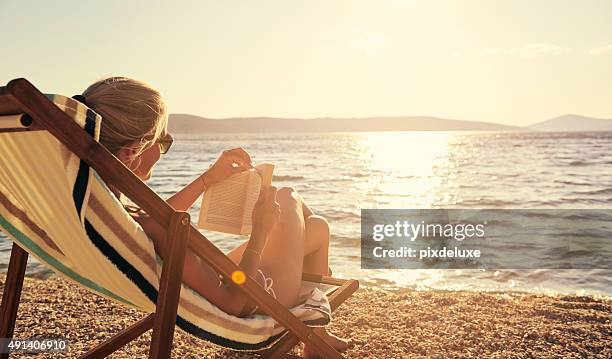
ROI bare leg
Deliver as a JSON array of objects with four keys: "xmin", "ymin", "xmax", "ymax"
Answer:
[
  {"xmin": 301, "ymin": 217, "xmax": 352, "ymax": 357},
  {"xmin": 228, "ymin": 214, "xmax": 330, "ymax": 272},
  {"xmin": 299, "ymin": 193, "xmax": 315, "ymax": 218},
  {"xmin": 277, "ymin": 191, "xmax": 331, "ymax": 275},
  {"xmin": 227, "ymin": 192, "xmax": 326, "ymax": 272},
  {"xmin": 254, "ymin": 187, "xmax": 306, "ymax": 307},
  {"xmin": 302, "ymin": 215, "xmax": 330, "ymax": 276},
  {"xmin": 226, "ymin": 188, "xmax": 351, "ymax": 356}
]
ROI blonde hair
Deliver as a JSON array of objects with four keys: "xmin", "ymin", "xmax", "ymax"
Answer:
[
  {"xmin": 83, "ymin": 76, "xmax": 167, "ymax": 161},
  {"xmin": 81, "ymin": 76, "xmax": 167, "ymax": 214}
]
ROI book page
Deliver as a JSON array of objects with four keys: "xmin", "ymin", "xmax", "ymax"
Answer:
[
  {"xmin": 197, "ymin": 170, "xmax": 253, "ymax": 235},
  {"xmin": 255, "ymin": 163, "xmax": 274, "ymax": 187},
  {"xmin": 240, "ymin": 163, "xmax": 275, "ymax": 234},
  {"xmin": 197, "ymin": 163, "xmax": 275, "ymax": 235},
  {"xmin": 239, "ymin": 174, "xmax": 262, "ymax": 235}
]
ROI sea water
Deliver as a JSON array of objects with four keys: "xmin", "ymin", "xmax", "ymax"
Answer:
[{"xmin": 1, "ymin": 131, "xmax": 610, "ymax": 297}]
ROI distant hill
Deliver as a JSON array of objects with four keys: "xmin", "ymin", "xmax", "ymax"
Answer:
[
  {"xmin": 168, "ymin": 114, "xmax": 522, "ymax": 133},
  {"xmin": 528, "ymin": 114, "xmax": 612, "ymax": 132}
]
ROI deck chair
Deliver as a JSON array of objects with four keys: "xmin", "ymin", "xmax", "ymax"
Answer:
[{"xmin": 0, "ymin": 78, "xmax": 358, "ymax": 358}]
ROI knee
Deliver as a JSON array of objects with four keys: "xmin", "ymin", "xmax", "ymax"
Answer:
[
  {"xmin": 276, "ymin": 187, "xmax": 299, "ymax": 207},
  {"xmin": 305, "ymin": 215, "xmax": 330, "ymax": 242},
  {"xmin": 274, "ymin": 187, "xmax": 303, "ymax": 227},
  {"xmin": 276, "ymin": 186, "xmax": 296, "ymax": 198}
]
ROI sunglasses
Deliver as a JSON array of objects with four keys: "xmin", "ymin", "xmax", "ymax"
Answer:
[{"xmin": 156, "ymin": 133, "xmax": 174, "ymax": 154}]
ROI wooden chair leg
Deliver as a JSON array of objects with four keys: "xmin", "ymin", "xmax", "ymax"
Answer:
[
  {"xmin": 0, "ymin": 243, "xmax": 28, "ymax": 359},
  {"xmin": 262, "ymin": 278, "xmax": 359, "ymax": 359},
  {"xmin": 149, "ymin": 212, "xmax": 190, "ymax": 359}
]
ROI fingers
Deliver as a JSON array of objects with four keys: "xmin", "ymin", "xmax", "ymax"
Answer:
[
  {"xmin": 272, "ymin": 204, "xmax": 281, "ymax": 219},
  {"xmin": 229, "ymin": 162, "xmax": 251, "ymax": 174},
  {"xmin": 269, "ymin": 187, "xmax": 280, "ymax": 217},
  {"xmin": 215, "ymin": 152, "xmax": 251, "ymax": 177},
  {"xmin": 224, "ymin": 153, "xmax": 252, "ymax": 171},
  {"xmin": 267, "ymin": 186, "xmax": 281, "ymax": 218},
  {"xmin": 224, "ymin": 148, "xmax": 253, "ymax": 168},
  {"xmin": 205, "ymin": 148, "xmax": 254, "ymax": 187},
  {"xmin": 267, "ymin": 186, "xmax": 277, "ymax": 201},
  {"xmin": 256, "ymin": 186, "xmax": 269, "ymax": 205},
  {"xmin": 224, "ymin": 153, "xmax": 246, "ymax": 167},
  {"xmin": 256, "ymin": 185, "xmax": 277, "ymax": 207}
]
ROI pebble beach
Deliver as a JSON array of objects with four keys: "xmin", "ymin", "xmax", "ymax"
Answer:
[{"xmin": 1, "ymin": 274, "xmax": 610, "ymax": 358}]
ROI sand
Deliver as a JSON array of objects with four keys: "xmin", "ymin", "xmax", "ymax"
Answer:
[{"xmin": 1, "ymin": 274, "xmax": 610, "ymax": 358}]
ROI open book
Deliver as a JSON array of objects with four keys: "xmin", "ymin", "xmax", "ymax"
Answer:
[{"xmin": 197, "ymin": 163, "xmax": 274, "ymax": 235}]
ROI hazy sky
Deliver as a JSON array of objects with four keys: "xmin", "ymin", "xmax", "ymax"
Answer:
[{"xmin": 2, "ymin": 0, "xmax": 611, "ymax": 125}]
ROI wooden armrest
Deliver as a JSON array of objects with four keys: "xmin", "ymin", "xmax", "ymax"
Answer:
[{"xmin": 301, "ymin": 272, "xmax": 350, "ymax": 286}]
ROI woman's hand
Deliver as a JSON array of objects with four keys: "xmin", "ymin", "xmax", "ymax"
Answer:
[
  {"xmin": 201, "ymin": 148, "xmax": 253, "ymax": 189},
  {"xmin": 252, "ymin": 186, "xmax": 281, "ymax": 236}
]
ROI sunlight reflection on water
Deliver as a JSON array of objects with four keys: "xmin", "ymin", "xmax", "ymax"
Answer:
[{"xmin": 2, "ymin": 131, "xmax": 610, "ymax": 297}]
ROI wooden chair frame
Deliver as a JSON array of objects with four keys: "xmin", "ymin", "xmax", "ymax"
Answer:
[{"xmin": 0, "ymin": 78, "xmax": 359, "ymax": 358}]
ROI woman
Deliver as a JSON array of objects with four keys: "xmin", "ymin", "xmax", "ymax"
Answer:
[{"xmin": 79, "ymin": 76, "xmax": 350, "ymax": 358}]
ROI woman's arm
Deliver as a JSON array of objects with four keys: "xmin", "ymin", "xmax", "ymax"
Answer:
[
  {"xmin": 134, "ymin": 186, "xmax": 279, "ymax": 316},
  {"xmin": 165, "ymin": 175, "xmax": 206, "ymax": 212},
  {"xmin": 133, "ymin": 214, "xmax": 267, "ymax": 315},
  {"xmin": 182, "ymin": 226, "xmax": 270, "ymax": 316}
]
